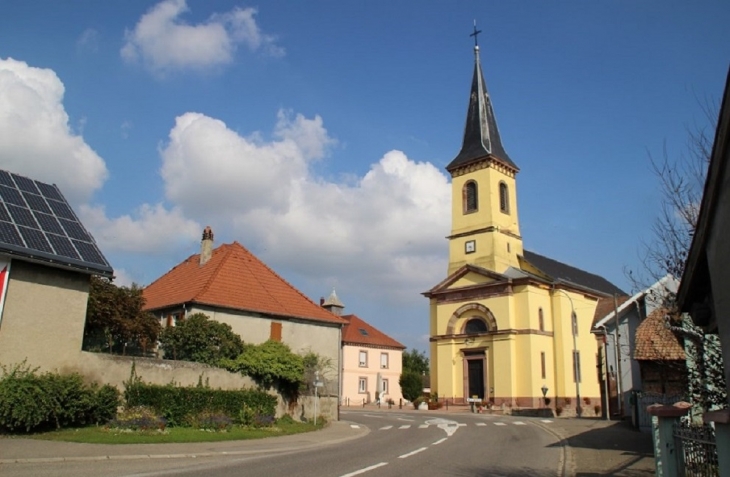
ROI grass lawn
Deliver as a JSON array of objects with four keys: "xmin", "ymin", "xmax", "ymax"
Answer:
[{"xmin": 24, "ymin": 420, "xmax": 325, "ymax": 445}]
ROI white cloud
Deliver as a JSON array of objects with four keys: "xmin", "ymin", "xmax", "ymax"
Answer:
[
  {"xmin": 121, "ymin": 0, "xmax": 282, "ymax": 75},
  {"xmin": 77, "ymin": 28, "xmax": 100, "ymax": 53},
  {"xmin": 159, "ymin": 112, "xmax": 450, "ymax": 305},
  {"xmin": 0, "ymin": 57, "xmax": 108, "ymax": 204},
  {"xmin": 80, "ymin": 203, "xmax": 201, "ymax": 254}
]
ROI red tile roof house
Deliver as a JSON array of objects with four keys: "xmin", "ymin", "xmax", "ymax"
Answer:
[
  {"xmin": 321, "ymin": 290, "xmax": 406, "ymax": 406},
  {"xmin": 143, "ymin": 227, "xmax": 347, "ymax": 422}
]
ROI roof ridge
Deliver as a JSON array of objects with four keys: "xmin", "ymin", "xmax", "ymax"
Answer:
[{"xmin": 231, "ymin": 242, "xmax": 343, "ymax": 323}]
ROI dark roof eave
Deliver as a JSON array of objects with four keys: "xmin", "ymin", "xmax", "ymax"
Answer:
[{"xmin": 0, "ymin": 248, "xmax": 113, "ymax": 278}]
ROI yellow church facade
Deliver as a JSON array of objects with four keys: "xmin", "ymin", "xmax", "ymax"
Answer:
[{"xmin": 425, "ymin": 40, "xmax": 623, "ymax": 416}]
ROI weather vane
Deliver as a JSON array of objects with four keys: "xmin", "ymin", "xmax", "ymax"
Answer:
[{"xmin": 470, "ymin": 20, "xmax": 481, "ymax": 48}]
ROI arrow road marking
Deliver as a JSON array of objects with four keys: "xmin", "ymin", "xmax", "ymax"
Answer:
[{"xmin": 425, "ymin": 418, "xmax": 462, "ymax": 436}]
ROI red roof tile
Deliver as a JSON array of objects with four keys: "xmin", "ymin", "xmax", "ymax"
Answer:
[
  {"xmin": 341, "ymin": 314, "xmax": 405, "ymax": 350},
  {"xmin": 634, "ymin": 308, "xmax": 685, "ymax": 361},
  {"xmin": 143, "ymin": 242, "xmax": 346, "ymax": 325}
]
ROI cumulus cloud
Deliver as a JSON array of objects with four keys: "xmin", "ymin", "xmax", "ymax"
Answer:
[
  {"xmin": 0, "ymin": 57, "xmax": 108, "ymax": 204},
  {"xmin": 159, "ymin": 112, "xmax": 450, "ymax": 304},
  {"xmin": 76, "ymin": 28, "xmax": 100, "ymax": 53},
  {"xmin": 121, "ymin": 0, "xmax": 283, "ymax": 74},
  {"xmin": 79, "ymin": 203, "xmax": 201, "ymax": 254}
]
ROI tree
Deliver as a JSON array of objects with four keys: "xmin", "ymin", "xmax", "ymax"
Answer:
[
  {"xmin": 220, "ymin": 340, "xmax": 304, "ymax": 398},
  {"xmin": 399, "ymin": 371, "xmax": 423, "ymax": 402},
  {"xmin": 83, "ymin": 276, "xmax": 161, "ymax": 356},
  {"xmin": 627, "ymin": 99, "xmax": 727, "ymax": 416},
  {"xmin": 402, "ymin": 348, "xmax": 429, "ymax": 376},
  {"xmin": 158, "ymin": 313, "xmax": 244, "ymax": 365}
]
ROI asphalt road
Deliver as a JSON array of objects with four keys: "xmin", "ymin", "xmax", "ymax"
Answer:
[{"xmin": 2, "ymin": 411, "xmax": 563, "ymax": 477}]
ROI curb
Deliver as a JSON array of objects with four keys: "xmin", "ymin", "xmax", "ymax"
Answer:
[
  {"xmin": 530, "ymin": 420, "xmax": 575, "ymax": 477},
  {"xmin": 0, "ymin": 421, "xmax": 369, "ymax": 466}
]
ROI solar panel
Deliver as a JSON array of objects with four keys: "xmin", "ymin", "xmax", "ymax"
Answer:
[
  {"xmin": 73, "ymin": 240, "xmax": 106, "ymax": 265},
  {"xmin": 22, "ymin": 192, "xmax": 52, "ymax": 214},
  {"xmin": 0, "ymin": 170, "xmax": 13, "ymax": 187},
  {"xmin": 18, "ymin": 226, "xmax": 53, "ymax": 254},
  {"xmin": 7, "ymin": 204, "xmax": 39, "ymax": 228},
  {"xmin": 47, "ymin": 199, "xmax": 76, "ymax": 220},
  {"xmin": 35, "ymin": 181, "xmax": 64, "ymax": 201},
  {"xmin": 46, "ymin": 234, "xmax": 80, "ymax": 260},
  {"xmin": 59, "ymin": 218, "xmax": 91, "ymax": 241},
  {"xmin": 0, "ymin": 185, "xmax": 26, "ymax": 207},
  {"xmin": 0, "ymin": 168, "xmax": 113, "ymax": 277},
  {"xmin": 0, "ymin": 221, "xmax": 23, "ymax": 247},
  {"xmin": 12, "ymin": 173, "xmax": 40, "ymax": 194},
  {"xmin": 35, "ymin": 212, "xmax": 65, "ymax": 235},
  {"xmin": 0, "ymin": 203, "xmax": 10, "ymax": 223}
]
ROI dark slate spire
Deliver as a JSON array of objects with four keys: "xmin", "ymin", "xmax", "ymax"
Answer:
[{"xmin": 446, "ymin": 30, "xmax": 517, "ymax": 172}]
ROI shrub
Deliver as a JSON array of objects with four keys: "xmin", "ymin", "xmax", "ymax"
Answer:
[
  {"xmin": 158, "ymin": 313, "xmax": 244, "ymax": 365},
  {"xmin": 277, "ymin": 414, "xmax": 295, "ymax": 425},
  {"xmin": 555, "ymin": 406, "xmax": 563, "ymax": 416},
  {"xmin": 594, "ymin": 405, "xmax": 601, "ymax": 416},
  {"xmin": 0, "ymin": 363, "xmax": 116, "ymax": 433},
  {"xmin": 186, "ymin": 411, "xmax": 234, "ymax": 431},
  {"xmin": 399, "ymin": 371, "xmax": 423, "ymax": 402},
  {"xmin": 583, "ymin": 397, "xmax": 591, "ymax": 405},
  {"xmin": 221, "ymin": 340, "xmax": 304, "ymax": 397},
  {"xmin": 124, "ymin": 370, "xmax": 275, "ymax": 427},
  {"xmin": 544, "ymin": 397, "xmax": 551, "ymax": 406}
]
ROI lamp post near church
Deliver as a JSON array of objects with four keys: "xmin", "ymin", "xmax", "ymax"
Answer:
[{"xmin": 554, "ymin": 289, "xmax": 582, "ymax": 418}]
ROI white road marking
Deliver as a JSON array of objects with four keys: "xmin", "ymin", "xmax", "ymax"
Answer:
[
  {"xmin": 458, "ymin": 423, "xmax": 467, "ymax": 427},
  {"xmin": 419, "ymin": 424, "xmax": 429, "ymax": 428},
  {"xmin": 363, "ymin": 414, "xmax": 383, "ymax": 418},
  {"xmin": 397, "ymin": 417, "xmax": 415, "ymax": 421},
  {"xmin": 340, "ymin": 462, "xmax": 388, "ymax": 477},
  {"xmin": 494, "ymin": 422, "xmax": 507, "ymax": 426},
  {"xmin": 476, "ymin": 422, "xmax": 487, "ymax": 426},
  {"xmin": 380, "ymin": 425, "xmax": 393, "ymax": 430},
  {"xmin": 514, "ymin": 421, "xmax": 526, "ymax": 425},
  {"xmin": 399, "ymin": 447, "xmax": 428, "ymax": 459},
  {"xmin": 398, "ymin": 425, "xmax": 411, "ymax": 429},
  {"xmin": 432, "ymin": 438, "xmax": 447, "ymax": 445},
  {"xmin": 425, "ymin": 418, "xmax": 462, "ymax": 436},
  {"xmin": 541, "ymin": 419, "xmax": 553, "ymax": 423},
  {"xmin": 350, "ymin": 424, "xmax": 360, "ymax": 429}
]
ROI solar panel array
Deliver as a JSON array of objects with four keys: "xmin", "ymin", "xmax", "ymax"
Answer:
[{"xmin": 0, "ymin": 170, "xmax": 113, "ymax": 276}]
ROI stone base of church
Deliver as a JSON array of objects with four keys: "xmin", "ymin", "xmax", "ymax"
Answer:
[{"xmin": 435, "ymin": 395, "xmax": 604, "ymax": 418}]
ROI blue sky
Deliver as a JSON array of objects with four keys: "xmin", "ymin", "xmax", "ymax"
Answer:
[{"xmin": 1, "ymin": 1, "xmax": 728, "ymax": 352}]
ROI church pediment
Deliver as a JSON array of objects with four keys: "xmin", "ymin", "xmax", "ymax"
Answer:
[{"xmin": 424, "ymin": 264, "xmax": 510, "ymax": 297}]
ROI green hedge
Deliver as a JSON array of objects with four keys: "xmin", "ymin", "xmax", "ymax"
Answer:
[
  {"xmin": 0, "ymin": 363, "xmax": 120, "ymax": 433},
  {"xmin": 124, "ymin": 380, "xmax": 276, "ymax": 427}
]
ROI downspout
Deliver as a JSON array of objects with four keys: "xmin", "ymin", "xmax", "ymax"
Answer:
[
  {"xmin": 338, "ymin": 324, "xmax": 343, "ymax": 421},
  {"xmin": 597, "ymin": 325, "xmax": 611, "ymax": 421},
  {"xmin": 613, "ymin": 294, "xmax": 623, "ymax": 417}
]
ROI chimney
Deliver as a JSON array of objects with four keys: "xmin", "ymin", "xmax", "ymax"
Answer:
[
  {"xmin": 320, "ymin": 297, "xmax": 325, "ymax": 306},
  {"xmin": 200, "ymin": 226, "xmax": 214, "ymax": 266}
]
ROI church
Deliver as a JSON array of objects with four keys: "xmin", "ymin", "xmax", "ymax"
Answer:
[{"xmin": 424, "ymin": 35, "xmax": 624, "ymax": 415}]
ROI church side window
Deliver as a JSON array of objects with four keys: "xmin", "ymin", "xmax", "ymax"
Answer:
[
  {"xmin": 538, "ymin": 308, "xmax": 544, "ymax": 331},
  {"xmin": 499, "ymin": 182, "xmax": 510, "ymax": 214},
  {"xmin": 464, "ymin": 181, "xmax": 478, "ymax": 213},
  {"xmin": 465, "ymin": 318, "xmax": 488, "ymax": 334}
]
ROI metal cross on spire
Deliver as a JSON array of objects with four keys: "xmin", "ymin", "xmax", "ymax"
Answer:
[{"xmin": 470, "ymin": 20, "xmax": 481, "ymax": 48}]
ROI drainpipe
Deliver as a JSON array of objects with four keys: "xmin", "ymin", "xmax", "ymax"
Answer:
[
  {"xmin": 613, "ymin": 294, "xmax": 623, "ymax": 417},
  {"xmin": 597, "ymin": 325, "xmax": 611, "ymax": 421}
]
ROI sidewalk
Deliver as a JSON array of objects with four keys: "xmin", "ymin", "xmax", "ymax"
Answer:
[
  {"xmin": 0, "ymin": 420, "xmax": 368, "ymax": 464},
  {"xmin": 542, "ymin": 418, "xmax": 655, "ymax": 477}
]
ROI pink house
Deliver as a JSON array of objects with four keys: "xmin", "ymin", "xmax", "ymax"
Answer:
[{"xmin": 320, "ymin": 291, "xmax": 406, "ymax": 405}]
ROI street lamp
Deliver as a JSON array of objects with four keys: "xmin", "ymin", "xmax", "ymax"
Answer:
[{"xmin": 554, "ymin": 289, "xmax": 582, "ymax": 418}]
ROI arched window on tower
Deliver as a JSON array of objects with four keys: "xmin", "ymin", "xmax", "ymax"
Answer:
[
  {"xmin": 464, "ymin": 181, "xmax": 478, "ymax": 213},
  {"xmin": 499, "ymin": 182, "xmax": 510, "ymax": 214},
  {"xmin": 465, "ymin": 318, "xmax": 488, "ymax": 334}
]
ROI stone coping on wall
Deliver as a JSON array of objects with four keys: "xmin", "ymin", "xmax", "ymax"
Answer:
[{"xmin": 646, "ymin": 401, "xmax": 692, "ymax": 418}]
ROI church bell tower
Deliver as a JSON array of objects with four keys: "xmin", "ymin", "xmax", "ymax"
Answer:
[{"xmin": 446, "ymin": 26, "xmax": 523, "ymax": 276}]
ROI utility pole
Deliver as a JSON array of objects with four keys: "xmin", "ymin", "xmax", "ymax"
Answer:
[{"xmin": 613, "ymin": 294, "xmax": 623, "ymax": 417}]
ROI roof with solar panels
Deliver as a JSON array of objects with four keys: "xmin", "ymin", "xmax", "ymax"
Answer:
[{"xmin": 0, "ymin": 169, "xmax": 113, "ymax": 277}]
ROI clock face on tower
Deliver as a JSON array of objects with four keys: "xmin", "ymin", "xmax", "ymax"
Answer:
[{"xmin": 465, "ymin": 240, "xmax": 476, "ymax": 254}]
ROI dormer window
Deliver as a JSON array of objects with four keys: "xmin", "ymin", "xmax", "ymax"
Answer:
[
  {"xmin": 499, "ymin": 182, "xmax": 509, "ymax": 214},
  {"xmin": 464, "ymin": 181, "xmax": 478, "ymax": 213}
]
